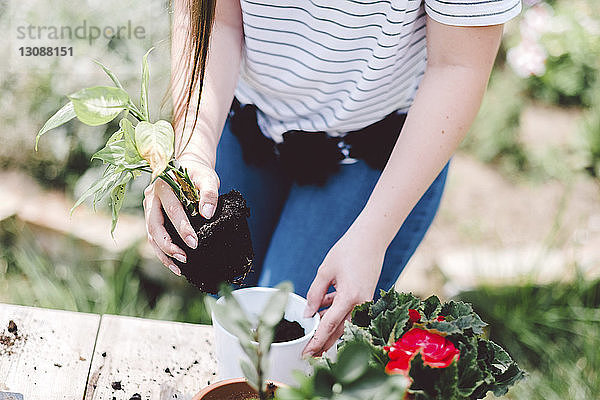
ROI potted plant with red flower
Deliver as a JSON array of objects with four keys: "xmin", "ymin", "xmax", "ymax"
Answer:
[{"xmin": 276, "ymin": 290, "xmax": 525, "ymax": 400}]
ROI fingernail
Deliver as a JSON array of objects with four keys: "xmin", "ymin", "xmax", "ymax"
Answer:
[
  {"xmin": 169, "ymin": 264, "xmax": 181, "ymax": 276},
  {"xmin": 185, "ymin": 235, "xmax": 197, "ymax": 249},
  {"xmin": 302, "ymin": 348, "xmax": 315, "ymax": 359},
  {"xmin": 173, "ymin": 253, "xmax": 186, "ymax": 263},
  {"xmin": 202, "ymin": 203, "xmax": 215, "ymax": 219}
]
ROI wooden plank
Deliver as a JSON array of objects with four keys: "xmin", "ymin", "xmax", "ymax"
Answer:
[
  {"xmin": 0, "ymin": 303, "xmax": 100, "ymax": 400},
  {"xmin": 87, "ymin": 315, "xmax": 217, "ymax": 400}
]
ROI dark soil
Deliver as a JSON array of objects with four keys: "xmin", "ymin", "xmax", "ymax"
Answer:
[
  {"xmin": 7, "ymin": 320, "xmax": 17, "ymax": 334},
  {"xmin": 273, "ymin": 318, "xmax": 305, "ymax": 343},
  {"xmin": 111, "ymin": 381, "xmax": 123, "ymax": 390},
  {"xmin": 163, "ymin": 190, "xmax": 254, "ymax": 294},
  {"xmin": 1, "ymin": 320, "xmax": 25, "ymax": 356},
  {"xmin": 129, "ymin": 394, "xmax": 141, "ymax": 400}
]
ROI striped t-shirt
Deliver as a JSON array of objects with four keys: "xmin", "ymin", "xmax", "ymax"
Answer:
[{"xmin": 234, "ymin": 0, "xmax": 521, "ymax": 142}]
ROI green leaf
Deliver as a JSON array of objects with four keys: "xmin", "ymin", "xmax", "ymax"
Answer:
[
  {"xmin": 351, "ymin": 301, "xmax": 372, "ymax": 328},
  {"xmin": 69, "ymin": 86, "xmax": 129, "ymax": 126},
  {"xmin": 332, "ymin": 342, "xmax": 371, "ymax": 384},
  {"xmin": 35, "ymin": 101, "xmax": 76, "ymax": 150},
  {"xmin": 109, "ymin": 172, "xmax": 132, "ymax": 235},
  {"xmin": 212, "ymin": 304, "xmax": 253, "ymax": 345},
  {"xmin": 140, "ymin": 47, "xmax": 154, "ymax": 121},
  {"xmin": 312, "ymin": 368, "xmax": 336, "ymax": 398},
  {"xmin": 256, "ymin": 282, "xmax": 292, "ymax": 356},
  {"xmin": 408, "ymin": 353, "xmax": 460, "ymax": 400},
  {"xmin": 107, "ymin": 128, "xmax": 124, "ymax": 145},
  {"xmin": 422, "ymin": 295, "xmax": 442, "ymax": 320},
  {"xmin": 119, "ymin": 118, "xmax": 144, "ymax": 165},
  {"xmin": 341, "ymin": 323, "xmax": 387, "ymax": 369},
  {"xmin": 429, "ymin": 301, "xmax": 487, "ymax": 335},
  {"xmin": 240, "ymin": 359, "xmax": 259, "ymax": 392},
  {"xmin": 455, "ymin": 339, "xmax": 484, "ymax": 397},
  {"xmin": 340, "ymin": 368, "xmax": 389, "ymax": 398},
  {"xmin": 486, "ymin": 341, "xmax": 526, "ymax": 396},
  {"xmin": 93, "ymin": 169, "xmax": 129, "ymax": 210},
  {"xmin": 370, "ymin": 305, "xmax": 410, "ymax": 346},
  {"xmin": 70, "ymin": 165, "xmax": 124, "ymax": 213},
  {"xmin": 93, "ymin": 59, "xmax": 124, "ymax": 89},
  {"xmin": 92, "ymin": 140, "xmax": 127, "ymax": 165},
  {"xmin": 260, "ymin": 281, "xmax": 293, "ymax": 328},
  {"xmin": 134, "ymin": 120, "xmax": 175, "ymax": 180}
]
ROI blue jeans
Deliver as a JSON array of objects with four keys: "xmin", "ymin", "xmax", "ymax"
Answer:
[{"xmin": 215, "ymin": 120, "xmax": 448, "ymax": 299}]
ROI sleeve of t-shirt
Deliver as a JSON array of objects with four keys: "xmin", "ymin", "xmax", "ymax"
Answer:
[{"xmin": 424, "ymin": 0, "xmax": 522, "ymax": 27}]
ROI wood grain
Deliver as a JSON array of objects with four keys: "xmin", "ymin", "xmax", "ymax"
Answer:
[
  {"xmin": 87, "ymin": 315, "xmax": 216, "ymax": 400},
  {"xmin": 0, "ymin": 303, "xmax": 100, "ymax": 400}
]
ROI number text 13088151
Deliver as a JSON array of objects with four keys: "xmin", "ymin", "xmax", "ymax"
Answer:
[{"xmin": 19, "ymin": 47, "xmax": 73, "ymax": 56}]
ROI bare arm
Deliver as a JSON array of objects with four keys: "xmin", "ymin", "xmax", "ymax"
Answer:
[
  {"xmin": 350, "ymin": 18, "xmax": 502, "ymax": 251},
  {"xmin": 304, "ymin": 17, "xmax": 503, "ymax": 356},
  {"xmin": 143, "ymin": 0, "xmax": 244, "ymax": 274}
]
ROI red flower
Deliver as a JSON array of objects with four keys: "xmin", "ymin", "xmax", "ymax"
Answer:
[
  {"xmin": 437, "ymin": 315, "xmax": 445, "ymax": 321},
  {"xmin": 408, "ymin": 309, "xmax": 421, "ymax": 323},
  {"xmin": 384, "ymin": 328, "xmax": 460, "ymax": 375}
]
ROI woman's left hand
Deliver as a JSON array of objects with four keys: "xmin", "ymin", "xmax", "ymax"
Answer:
[{"xmin": 302, "ymin": 230, "xmax": 385, "ymax": 357}]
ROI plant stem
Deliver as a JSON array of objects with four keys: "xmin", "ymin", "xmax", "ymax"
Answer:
[
  {"xmin": 255, "ymin": 331, "xmax": 266, "ymax": 400},
  {"xmin": 158, "ymin": 172, "xmax": 185, "ymax": 203},
  {"xmin": 127, "ymin": 103, "xmax": 145, "ymax": 121}
]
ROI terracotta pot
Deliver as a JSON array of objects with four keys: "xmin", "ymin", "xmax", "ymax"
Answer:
[{"xmin": 192, "ymin": 378, "xmax": 280, "ymax": 400}]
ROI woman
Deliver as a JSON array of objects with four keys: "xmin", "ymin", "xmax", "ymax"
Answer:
[{"xmin": 144, "ymin": 0, "xmax": 521, "ymax": 356}]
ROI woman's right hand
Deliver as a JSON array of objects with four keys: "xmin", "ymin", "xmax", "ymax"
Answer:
[{"xmin": 143, "ymin": 157, "xmax": 220, "ymax": 276}]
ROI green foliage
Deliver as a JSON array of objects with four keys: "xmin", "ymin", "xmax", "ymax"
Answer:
[
  {"xmin": 0, "ymin": 219, "xmax": 211, "ymax": 323},
  {"xmin": 134, "ymin": 120, "xmax": 175, "ymax": 180},
  {"xmin": 35, "ymin": 51, "xmax": 198, "ymax": 233},
  {"xmin": 457, "ymin": 276, "xmax": 600, "ymax": 399},
  {"xmin": 351, "ymin": 290, "xmax": 419, "ymax": 346},
  {"xmin": 525, "ymin": 5, "xmax": 599, "ymax": 107},
  {"xmin": 140, "ymin": 48, "xmax": 154, "ymax": 121},
  {"xmin": 577, "ymin": 78, "xmax": 600, "ymax": 178},
  {"xmin": 463, "ymin": 68, "xmax": 529, "ymax": 176},
  {"xmin": 35, "ymin": 102, "xmax": 77, "ymax": 150},
  {"xmin": 285, "ymin": 291, "xmax": 524, "ymax": 400},
  {"xmin": 275, "ymin": 341, "xmax": 409, "ymax": 400},
  {"xmin": 205, "ymin": 282, "xmax": 293, "ymax": 400},
  {"xmin": 68, "ymin": 86, "xmax": 130, "ymax": 126}
]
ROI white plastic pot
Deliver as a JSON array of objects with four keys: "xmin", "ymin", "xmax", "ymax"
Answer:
[{"xmin": 212, "ymin": 287, "xmax": 337, "ymax": 386}]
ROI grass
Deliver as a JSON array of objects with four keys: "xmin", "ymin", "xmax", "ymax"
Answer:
[
  {"xmin": 0, "ymin": 218, "xmax": 211, "ymax": 324},
  {"xmin": 457, "ymin": 274, "xmax": 600, "ymax": 399}
]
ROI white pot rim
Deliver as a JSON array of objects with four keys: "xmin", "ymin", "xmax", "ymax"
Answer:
[{"xmin": 214, "ymin": 286, "xmax": 320, "ymax": 347}]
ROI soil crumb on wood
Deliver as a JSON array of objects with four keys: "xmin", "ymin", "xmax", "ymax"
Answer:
[
  {"xmin": 273, "ymin": 318, "xmax": 305, "ymax": 343},
  {"xmin": 164, "ymin": 190, "xmax": 254, "ymax": 294},
  {"xmin": 1, "ymin": 320, "xmax": 26, "ymax": 356},
  {"xmin": 129, "ymin": 394, "xmax": 142, "ymax": 400},
  {"xmin": 111, "ymin": 381, "xmax": 123, "ymax": 390}
]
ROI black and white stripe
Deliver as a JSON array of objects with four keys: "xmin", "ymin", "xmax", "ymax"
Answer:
[{"xmin": 235, "ymin": 0, "xmax": 521, "ymax": 142}]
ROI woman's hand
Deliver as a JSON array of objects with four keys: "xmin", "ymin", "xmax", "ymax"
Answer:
[
  {"xmin": 143, "ymin": 156, "xmax": 220, "ymax": 276},
  {"xmin": 302, "ymin": 230, "xmax": 385, "ymax": 357}
]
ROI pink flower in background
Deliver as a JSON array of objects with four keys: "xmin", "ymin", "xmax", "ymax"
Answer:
[
  {"xmin": 520, "ymin": 3, "xmax": 554, "ymax": 39},
  {"xmin": 507, "ymin": 40, "xmax": 547, "ymax": 78}
]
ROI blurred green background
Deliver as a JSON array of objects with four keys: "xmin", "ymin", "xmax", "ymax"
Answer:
[{"xmin": 0, "ymin": 0, "xmax": 599, "ymax": 398}]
